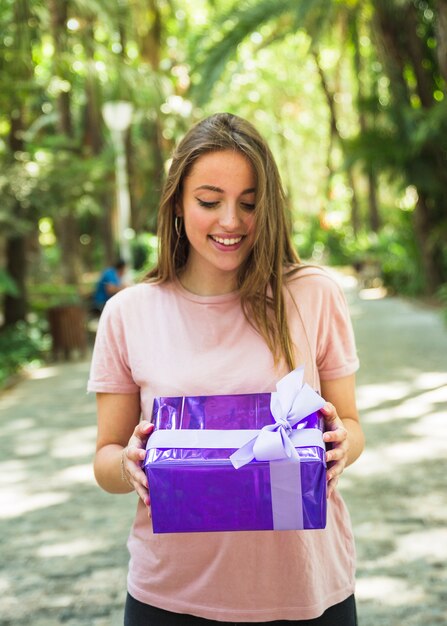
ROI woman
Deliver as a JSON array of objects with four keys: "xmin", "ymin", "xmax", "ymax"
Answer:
[{"xmin": 88, "ymin": 112, "xmax": 364, "ymax": 625}]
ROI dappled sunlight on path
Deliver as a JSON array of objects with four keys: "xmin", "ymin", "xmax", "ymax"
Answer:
[
  {"xmin": 0, "ymin": 358, "xmax": 134, "ymax": 625},
  {"xmin": 340, "ymin": 278, "xmax": 447, "ymax": 626}
]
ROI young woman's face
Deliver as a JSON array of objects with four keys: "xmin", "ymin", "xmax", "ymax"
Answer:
[{"xmin": 178, "ymin": 149, "xmax": 257, "ymax": 295}]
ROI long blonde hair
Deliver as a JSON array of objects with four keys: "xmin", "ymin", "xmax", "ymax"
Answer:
[{"xmin": 146, "ymin": 112, "xmax": 301, "ymax": 369}]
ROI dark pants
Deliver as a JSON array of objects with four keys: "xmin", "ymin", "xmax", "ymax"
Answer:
[{"xmin": 124, "ymin": 593, "xmax": 358, "ymax": 626}]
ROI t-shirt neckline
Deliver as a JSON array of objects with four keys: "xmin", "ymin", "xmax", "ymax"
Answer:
[{"xmin": 172, "ymin": 277, "xmax": 240, "ymax": 304}]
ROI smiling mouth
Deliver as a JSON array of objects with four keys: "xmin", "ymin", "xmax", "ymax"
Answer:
[{"xmin": 210, "ymin": 235, "xmax": 244, "ymax": 246}]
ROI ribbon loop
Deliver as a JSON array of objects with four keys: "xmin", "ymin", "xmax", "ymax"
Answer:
[
  {"xmin": 252, "ymin": 425, "xmax": 298, "ymax": 462},
  {"xmin": 229, "ymin": 366, "xmax": 325, "ymax": 469}
]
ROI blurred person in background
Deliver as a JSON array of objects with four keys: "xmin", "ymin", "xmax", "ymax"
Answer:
[{"xmin": 92, "ymin": 258, "xmax": 128, "ymax": 313}]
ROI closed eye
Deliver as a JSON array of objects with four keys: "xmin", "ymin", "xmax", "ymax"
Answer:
[
  {"xmin": 196, "ymin": 198, "xmax": 255, "ymax": 211},
  {"xmin": 196, "ymin": 198, "xmax": 219, "ymax": 209}
]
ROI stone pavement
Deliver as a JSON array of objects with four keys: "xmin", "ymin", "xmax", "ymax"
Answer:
[{"xmin": 0, "ymin": 274, "xmax": 446, "ymax": 625}]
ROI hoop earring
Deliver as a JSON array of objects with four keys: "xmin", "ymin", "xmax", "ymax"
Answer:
[{"xmin": 174, "ymin": 216, "xmax": 182, "ymax": 238}]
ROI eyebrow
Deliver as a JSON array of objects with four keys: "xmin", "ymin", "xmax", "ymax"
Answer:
[{"xmin": 193, "ymin": 185, "xmax": 256, "ymax": 195}]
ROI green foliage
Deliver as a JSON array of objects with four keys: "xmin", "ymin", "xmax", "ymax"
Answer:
[
  {"xmin": 344, "ymin": 100, "xmax": 447, "ymax": 195},
  {"xmin": 0, "ymin": 158, "xmax": 40, "ymax": 236},
  {"xmin": 28, "ymin": 284, "xmax": 82, "ymax": 314},
  {"xmin": 293, "ymin": 215, "xmax": 349, "ymax": 264},
  {"xmin": 29, "ymin": 147, "xmax": 110, "ymax": 220},
  {"xmin": 294, "ymin": 210, "xmax": 425, "ymax": 296},
  {"xmin": 373, "ymin": 224, "xmax": 424, "ymax": 296},
  {"xmin": 1, "ymin": 0, "xmax": 447, "ymax": 334},
  {"xmin": 131, "ymin": 233, "xmax": 159, "ymax": 275},
  {"xmin": 0, "ymin": 319, "xmax": 50, "ymax": 387},
  {"xmin": 191, "ymin": 0, "xmax": 334, "ymax": 105},
  {"xmin": 0, "ymin": 269, "xmax": 19, "ymax": 297}
]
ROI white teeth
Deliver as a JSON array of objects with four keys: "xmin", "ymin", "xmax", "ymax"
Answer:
[{"xmin": 211, "ymin": 236, "xmax": 243, "ymax": 246}]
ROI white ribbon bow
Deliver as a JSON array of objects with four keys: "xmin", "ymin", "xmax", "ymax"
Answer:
[{"xmin": 229, "ymin": 366, "xmax": 325, "ymax": 469}]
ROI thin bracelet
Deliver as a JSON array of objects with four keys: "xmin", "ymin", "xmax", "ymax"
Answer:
[{"xmin": 120, "ymin": 447, "xmax": 134, "ymax": 489}]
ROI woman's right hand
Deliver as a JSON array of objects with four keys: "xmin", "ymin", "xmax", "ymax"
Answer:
[{"xmin": 121, "ymin": 421, "xmax": 154, "ymax": 506}]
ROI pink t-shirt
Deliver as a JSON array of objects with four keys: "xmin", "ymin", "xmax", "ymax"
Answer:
[{"xmin": 88, "ymin": 266, "xmax": 359, "ymax": 622}]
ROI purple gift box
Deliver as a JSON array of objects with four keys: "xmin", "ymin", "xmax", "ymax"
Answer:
[{"xmin": 144, "ymin": 368, "xmax": 327, "ymax": 534}]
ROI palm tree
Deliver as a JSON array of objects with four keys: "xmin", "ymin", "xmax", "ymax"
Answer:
[
  {"xmin": 0, "ymin": 0, "xmax": 36, "ymax": 325},
  {"xmin": 372, "ymin": 0, "xmax": 447, "ymax": 292},
  {"xmin": 192, "ymin": 0, "xmax": 333, "ymax": 105},
  {"xmin": 191, "ymin": 0, "xmax": 379, "ymax": 234},
  {"xmin": 191, "ymin": 0, "xmax": 447, "ymax": 293}
]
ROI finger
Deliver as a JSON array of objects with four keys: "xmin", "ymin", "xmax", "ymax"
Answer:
[
  {"xmin": 125, "ymin": 469, "xmax": 149, "ymax": 506},
  {"xmin": 327, "ymin": 461, "xmax": 343, "ymax": 480},
  {"xmin": 139, "ymin": 421, "xmax": 154, "ymax": 436},
  {"xmin": 130, "ymin": 421, "xmax": 154, "ymax": 445},
  {"xmin": 123, "ymin": 446, "xmax": 147, "ymax": 481},
  {"xmin": 135, "ymin": 483, "xmax": 150, "ymax": 506},
  {"xmin": 126, "ymin": 461, "xmax": 148, "ymax": 483},
  {"xmin": 126, "ymin": 445, "xmax": 147, "ymax": 463},
  {"xmin": 127, "ymin": 425, "xmax": 154, "ymax": 457},
  {"xmin": 323, "ymin": 426, "xmax": 347, "ymax": 444},
  {"xmin": 134, "ymin": 471, "xmax": 151, "ymax": 506},
  {"xmin": 320, "ymin": 402, "xmax": 337, "ymax": 419},
  {"xmin": 326, "ymin": 467, "xmax": 341, "ymax": 490},
  {"xmin": 326, "ymin": 446, "xmax": 347, "ymax": 463},
  {"xmin": 321, "ymin": 403, "xmax": 342, "ymax": 433},
  {"xmin": 327, "ymin": 476, "xmax": 339, "ymax": 499},
  {"xmin": 126, "ymin": 449, "xmax": 150, "ymax": 484}
]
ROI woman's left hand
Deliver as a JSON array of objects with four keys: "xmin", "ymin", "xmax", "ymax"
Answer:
[{"xmin": 321, "ymin": 402, "xmax": 349, "ymax": 498}]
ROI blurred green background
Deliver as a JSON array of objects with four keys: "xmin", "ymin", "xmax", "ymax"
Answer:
[{"xmin": 1, "ymin": 0, "xmax": 447, "ymax": 384}]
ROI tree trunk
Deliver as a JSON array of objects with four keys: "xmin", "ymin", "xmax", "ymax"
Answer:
[
  {"xmin": 3, "ymin": 235, "xmax": 27, "ymax": 326},
  {"xmin": 373, "ymin": 1, "xmax": 446, "ymax": 292},
  {"xmin": 102, "ymin": 199, "xmax": 116, "ymax": 265},
  {"xmin": 54, "ymin": 213, "xmax": 82, "ymax": 284},
  {"xmin": 413, "ymin": 194, "xmax": 443, "ymax": 293},
  {"xmin": 139, "ymin": 118, "xmax": 165, "ymax": 232},
  {"xmin": 373, "ymin": 4, "xmax": 411, "ymax": 106},
  {"xmin": 351, "ymin": 10, "xmax": 380, "ymax": 232},
  {"xmin": 49, "ymin": 0, "xmax": 73, "ymax": 138},
  {"xmin": 436, "ymin": 0, "xmax": 447, "ymax": 84},
  {"xmin": 133, "ymin": 0, "xmax": 165, "ymax": 232},
  {"xmin": 313, "ymin": 51, "xmax": 337, "ymax": 216},
  {"xmin": 48, "ymin": 0, "xmax": 80, "ymax": 285},
  {"xmin": 139, "ymin": 0, "xmax": 162, "ymax": 69},
  {"xmin": 83, "ymin": 18, "xmax": 103, "ymax": 154},
  {"xmin": 403, "ymin": 4, "xmax": 435, "ymax": 108},
  {"xmin": 3, "ymin": 108, "xmax": 28, "ymax": 326},
  {"xmin": 2, "ymin": 0, "xmax": 33, "ymax": 326},
  {"xmin": 81, "ymin": 17, "xmax": 115, "ymax": 266},
  {"xmin": 367, "ymin": 168, "xmax": 380, "ymax": 232},
  {"xmin": 313, "ymin": 50, "xmax": 364, "ymax": 233},
  {"xmin": 347, "ymin": 169, "xmax": 360, "ymax": 236}
]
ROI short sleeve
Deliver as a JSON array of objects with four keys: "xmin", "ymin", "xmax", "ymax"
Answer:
[
  {"xmin": 316, "ymin": 278, "xmax": 359, "ymax": 381},
  {"xmin": 87, "ymin": 298, "xmax": 140, "ymax": 394}
]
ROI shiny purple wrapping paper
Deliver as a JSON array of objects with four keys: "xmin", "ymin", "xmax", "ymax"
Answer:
[{"xmin": 144, "ymin": 393, "xmax": 327, "ymax": 533}]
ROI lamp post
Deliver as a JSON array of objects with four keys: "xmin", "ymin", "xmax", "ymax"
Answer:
[{"xmin": 102, "ymin": 100, "xmax": 134, "ymax": 269}]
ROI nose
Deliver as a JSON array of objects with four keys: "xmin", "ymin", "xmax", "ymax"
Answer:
[{"xmin": 218, "ymin": 202, "xmax": 241, "ymax": 230}]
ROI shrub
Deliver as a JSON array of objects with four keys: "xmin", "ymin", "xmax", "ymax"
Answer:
[{"xmin": 0, "ymin": 319, "xmax": 50, "ymax": 387}]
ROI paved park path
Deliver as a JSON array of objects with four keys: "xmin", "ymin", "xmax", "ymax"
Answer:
[{"xmin": 0, "ymin": 272, "xmax": 446, "ymax": 626}]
